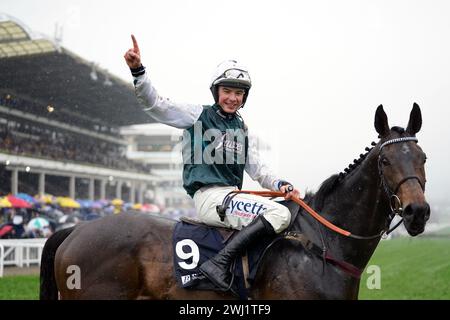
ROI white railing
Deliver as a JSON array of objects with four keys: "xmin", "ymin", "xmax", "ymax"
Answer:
[{"xmin": 0, "ymin": 238, "xmax": 47, "ymax": 277}]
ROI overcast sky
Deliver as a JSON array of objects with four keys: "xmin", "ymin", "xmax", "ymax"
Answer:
[{"xmin": 2, "ymin": 0, "xmax": 450, "ymax": 202}]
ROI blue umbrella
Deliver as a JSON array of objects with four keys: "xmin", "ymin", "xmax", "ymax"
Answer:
[
  {"xmin": 123, "ymin": 202, "xmax": 133, "ymax": 210},
  {"xmin": 16, "ymin": 193, "xmax": 38, "ymax": 205},
  {"xmin": 76, "ymin": 199, "xmax": 93, "ymax": 208}
]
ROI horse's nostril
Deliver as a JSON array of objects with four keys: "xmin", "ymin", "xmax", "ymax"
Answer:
[
  {"xmin": 403, "ymin": 205, "xmax": 413, "ymax": 217},
  {"xmin": 425, "ymin": 204, "xmax": 431, "ymax": 221},
  {"xmin": 403, "ymin": 203, "xmax": 430, "ymax": 220}
]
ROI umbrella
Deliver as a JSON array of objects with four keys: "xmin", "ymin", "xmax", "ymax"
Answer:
[
  {"xmin": 111, "ymin": 198, "xmax": 124, "ymax": 206},
  {"xmin": 91, "ymin": 200, "xmax": 104, "ymax": 209},
  {"xmin": 0, "ymin": 197, "xmax": 12, "ymax": 208},
  {"xmin": 142, "ymin": 203, "xmax": 160, "ymax": 214},
  {"xmin": 27, "ymin": 217, "xmax": 50, "ymax": 230},
  {"xmin": 132, "ymin": 203, "xmax": 142, "ymax": 210},
  {"xmin": 76, "ymin": 199, "xmax": 93, "ymax": 208},
  {"xmin": 56, "ymin": 197, "xmax": 81, "ymax": 208},
  {"xmin": 0, "ymin": 225, "xmax": 13, "ymax": 237},
  {"xmin": 16, "ymin": 193, "xmax": 39, "ymax": 205},
  {"xmin": 7, "ymin": 195, "xmax": 32, "ymax": 208},
  {"xmin": 123, "ymin": 202, "xmax": 133, "ymax": 210},
  {"xmin": 35, "ymin": 194, "xmax": 55, "ymax": 204}
]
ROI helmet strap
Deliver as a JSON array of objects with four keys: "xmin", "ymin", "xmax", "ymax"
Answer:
[{"xmin": 216, "ymin": 104, "xmax": 236, "ymax": 119}]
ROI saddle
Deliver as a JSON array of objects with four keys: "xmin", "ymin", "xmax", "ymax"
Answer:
[{"xmin": 172, "ymin": 200, "xmax": 300, "ymax": 299}]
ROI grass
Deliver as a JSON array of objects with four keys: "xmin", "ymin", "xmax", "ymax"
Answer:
[
  {"xmin": 359, "ymin": 237, "xmax": 450, "ymax": 300},
  {"xmin": 0, "ymin": 237, "xmax": 449, "ymax": 300},
  {"xmin": 429, "ymin": 226, "xmax": 450, "ymax": 237},
  {"xmin": 0, "ymin": 275, "xmax": 39, "ymax": 300}
]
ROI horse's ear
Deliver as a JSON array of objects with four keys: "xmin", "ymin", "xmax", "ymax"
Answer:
[
  {"xmin": 406, "ymin": 103, "xmax": 422, "ymax": 135},
  {"xmin": 374, "ymin": 104, "xmax": 390, "ymax": 137}
]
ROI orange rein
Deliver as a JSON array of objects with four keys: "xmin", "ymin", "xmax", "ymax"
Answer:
[{"xmin": 235, "ymin": 190, "xmax": 352, "ymax": 237}]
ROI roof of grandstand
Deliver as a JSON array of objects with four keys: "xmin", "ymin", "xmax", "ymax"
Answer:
[{"xmin": 0, "ymin": 14, "xmax": 154, "ymax": 127}]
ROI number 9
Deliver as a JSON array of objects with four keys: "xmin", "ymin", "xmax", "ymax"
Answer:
[{"xmin": 175, "ymin": 239, "xmax": 200, "ymax": 270}]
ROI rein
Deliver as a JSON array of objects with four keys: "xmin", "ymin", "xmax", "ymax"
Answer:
[
  {"xmin": 230, "ymin": 190, "xmax": 388, "ymax": 240},
  {"xmin": 229, "ymin": 136, "xmax": 423, "ymax": 240}
]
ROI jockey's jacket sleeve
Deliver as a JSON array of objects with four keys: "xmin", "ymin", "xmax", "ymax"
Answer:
[
  {"xmin": 245, "ymin": 132, "xmax": 284, "ymax": 191},
  {"xmin": 133, "ymin": 71, "xmax": 203, "ymax": 129}
]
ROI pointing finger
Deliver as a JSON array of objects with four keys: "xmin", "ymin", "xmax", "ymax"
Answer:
[{"xmin": 131, "ymin": 34, "xmax": 140, "ymax": 53}]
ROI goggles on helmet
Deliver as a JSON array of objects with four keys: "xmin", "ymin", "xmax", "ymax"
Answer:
[{"xmin": 212, "ymin": 68, "xmax": 251, "ymax": 88}]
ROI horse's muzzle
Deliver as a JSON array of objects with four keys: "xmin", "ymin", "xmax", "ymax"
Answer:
[{"xmin": 403, "ymin": 202, "xmax": 431, "ymax": 236}]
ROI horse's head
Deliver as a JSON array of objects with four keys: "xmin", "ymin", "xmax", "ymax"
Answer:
[{"xmin": 374, "ymin": 103, "xmax": 430, "ymax": 236}]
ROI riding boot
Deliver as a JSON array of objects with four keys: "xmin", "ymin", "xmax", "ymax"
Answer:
[{"xmin": 199, "ymin": 215, "xmax": 275, "ymax": 291}]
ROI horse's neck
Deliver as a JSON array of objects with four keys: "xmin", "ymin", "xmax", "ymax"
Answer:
[
  {"xmin": 305, "ymin": 150, "xmax": 390, "ymax": 269},
  {"xmin": 253, "ymin": 152, "xmax": 391, "ymax": 299},
  {"xmin": 335, "ymin": 151, "xmax": 391, "ymax": 267}
]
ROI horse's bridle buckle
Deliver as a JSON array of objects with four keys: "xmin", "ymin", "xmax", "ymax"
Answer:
[{"xmin": 389, "ymin": 194, "xmax": 403, "ymax": 215}]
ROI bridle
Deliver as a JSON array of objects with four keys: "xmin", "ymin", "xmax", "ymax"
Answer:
[{"xmin": 378, "ymin": 136, "xmax": 426, "ymax": 218}]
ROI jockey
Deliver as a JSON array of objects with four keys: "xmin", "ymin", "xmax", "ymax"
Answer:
[{"xmin": 124, "ymin": 35, "xmax": 301, "ymax": 292}]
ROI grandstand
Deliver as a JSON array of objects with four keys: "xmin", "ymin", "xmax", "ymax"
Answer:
[
  {"xmin": 0, "ymin": 14, "xmax": 160, "ymax": 203},
  {"xmin": 120, "ymin": 123, "xmax": 189, "ymax": 208}
]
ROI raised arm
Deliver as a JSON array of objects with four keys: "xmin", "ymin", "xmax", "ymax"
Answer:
[{"xmin": 124, "ymin": 35, "xmax": 203, "ymax": 129}]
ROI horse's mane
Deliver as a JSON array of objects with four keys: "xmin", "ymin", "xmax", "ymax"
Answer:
[
  {"xmin": 306, "ymin": 126, "xmax": 406, "ymax": 212},
  {"xmin": 305, "ymin": 174, "xmax": 340, "ymax": 212}
]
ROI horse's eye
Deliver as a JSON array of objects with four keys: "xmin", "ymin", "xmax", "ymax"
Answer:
[
  {"xmin": 381, "ymin": 157, "xmax": 390, "ymax": 166},
  {"xmin": 423, "ymin": 154, "xmax": 427, "ymax": 164}
]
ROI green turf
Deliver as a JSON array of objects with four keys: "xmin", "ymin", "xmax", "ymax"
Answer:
[
  {"xmin": 359, "ymin": 237, "xmax": 450, "ymax": 300},
  {"xmin": 0, "ymin": 275, "xmax": 39, "ymax": 300}
]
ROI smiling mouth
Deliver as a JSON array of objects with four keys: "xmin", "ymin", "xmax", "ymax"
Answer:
[{"xmin": 223, "ymin": 105, "xmax": 237, "ymax": 110}]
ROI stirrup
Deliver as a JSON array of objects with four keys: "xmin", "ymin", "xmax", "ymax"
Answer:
[{"xmin": 200, "ymin": 260, "xmax": 238, "ymax": 296}]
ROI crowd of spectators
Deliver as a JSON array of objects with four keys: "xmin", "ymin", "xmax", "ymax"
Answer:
[
  {"xmin": 0, "ymin": 201, "xmax": 190, "ymax": 239},
  {"xmin": 0, "ymin": 92, "xmax": 120, "ymax": 135},
  {"xmin": 0, "ymin": 114, "xmax": 151, "ymax": 173},
  {"xmin": 0, "ymin": 92, "xmax": 153, "ymax": 172},
  {"xmin": 0, "ymin": 203, "xmax": 116, "ymax": 239}
]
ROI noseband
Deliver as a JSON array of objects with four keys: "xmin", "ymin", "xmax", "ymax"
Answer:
[{"xmin": 378, "ymin": 136, "xmax": 425, "ymax": 216}]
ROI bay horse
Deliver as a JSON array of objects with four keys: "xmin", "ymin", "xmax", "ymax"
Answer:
[{"xmin": 40, "ymin": 104, "xmax": 429, "ymax": 299}]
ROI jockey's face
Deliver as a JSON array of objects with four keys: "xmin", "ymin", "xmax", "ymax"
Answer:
[{"xmin": 218, "ymin": 86, "xmax": 245, "ymax": 113}]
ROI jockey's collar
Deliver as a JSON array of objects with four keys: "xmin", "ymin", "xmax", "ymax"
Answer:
[{"xmin": 216, "ymin": 106, "xmax": 236, "ymax": 120}]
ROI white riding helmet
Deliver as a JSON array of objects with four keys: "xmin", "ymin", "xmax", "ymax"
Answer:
[{"xmin": 209, "ymin": 60, "xmax": 252, "ymax": 107}]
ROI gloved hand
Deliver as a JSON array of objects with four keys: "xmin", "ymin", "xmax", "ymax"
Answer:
[{"xmin": 278, "ymin": 180, "xmax": 301, "ymax": 200}]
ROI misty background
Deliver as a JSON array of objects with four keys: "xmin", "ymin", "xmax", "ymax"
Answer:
[{"xmin": 2, "ymin": 0, "xmax": 449, "ymax": 219}]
